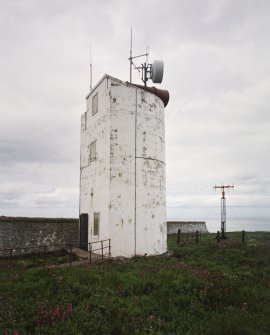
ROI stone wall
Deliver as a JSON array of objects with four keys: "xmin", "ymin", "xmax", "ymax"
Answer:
[
  {"xmin": 0, "ymin": 216, "xmax": 79, "ymax": 255},
  {"xmin": 167, "ymin": 221, "xmax": 208, "ymax": 235}
]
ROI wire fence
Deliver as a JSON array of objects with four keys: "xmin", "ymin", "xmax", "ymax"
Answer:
[
  {"xmin": 0, "ymin": 239, "xmax": 111, "ymax": 271},
  {"xmin": 175, "ymin": 229, "xmax": 248, "ymax": 246}
]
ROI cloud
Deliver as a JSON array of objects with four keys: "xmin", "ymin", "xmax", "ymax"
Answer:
[{"xmin": 0, "ymin": 0, "xmax": 269, "ymax": 222}]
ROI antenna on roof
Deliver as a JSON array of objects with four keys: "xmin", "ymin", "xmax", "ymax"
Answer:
[
  {"xmin": 128, "ymin": 28, "xmax": 164, "ymax": 87},
  {"xmin": 90, "ymin": 44, "xmax": 93, "ymax": 91},
  {"xmin": 129, "ymin": 27, "xmax": 133, "ymax": 83}
]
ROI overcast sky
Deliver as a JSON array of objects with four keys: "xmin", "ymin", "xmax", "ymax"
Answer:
[{"xmin": 1, "ymin": 0, "xmax": 269, "ymax": 230}]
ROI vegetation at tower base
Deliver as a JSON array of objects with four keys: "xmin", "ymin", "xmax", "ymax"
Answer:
[{"xmin": 1, "ymin": 232, "xmax": 270, "ymax": 335}]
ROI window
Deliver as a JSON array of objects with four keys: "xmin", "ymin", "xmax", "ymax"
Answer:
[
  {"xmin": 84, "ymin": 112, "xmax": 87, "ymax": 130},
  {"xmin": 92, "ymin": 93, "xmax": 98, "ymax": 115},
  {"xmin": 90, "ymin": 140, "xmax": 96, "ymax": 161},
  {"xmin": 94, "ymin": 213, "xmax": 100, "ymax": 236}
]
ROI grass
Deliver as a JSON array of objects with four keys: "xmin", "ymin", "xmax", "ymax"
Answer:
[{"xmin": 1, "ymin": 232, "xmax": 270, "ymax": 334}]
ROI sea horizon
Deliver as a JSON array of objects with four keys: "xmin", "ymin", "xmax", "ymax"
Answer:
[{"xmin": 167, "ymin": 206, "xmax": 270, "ymax": 233}]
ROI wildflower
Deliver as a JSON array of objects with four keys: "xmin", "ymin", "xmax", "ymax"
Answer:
[
  {"xmin": 55, "ymin": 305, "xmax": 60, "ymax": 317},
  {"xmin": 241, "ymin": 302, "xmax": 248, "ymax": 311},
  {"xmin": 62, "ymin": 304, "xmax": 73, "ymax": 320}
]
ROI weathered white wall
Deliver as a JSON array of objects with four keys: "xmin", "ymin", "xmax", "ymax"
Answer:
[
  {"xmin": 135, "ymin": 89, "xmax": 167, "ymax": 256},
  {"xmin": 109, "ymin": 83, "xmax": 136, "ymax": 257},
  {"xmin": 80, "ymin": 75, "xmax": 167, "ymax": 257},
  {"xmin": 80, "ymin": 77, "xmax": 111, "ymax": 244}
]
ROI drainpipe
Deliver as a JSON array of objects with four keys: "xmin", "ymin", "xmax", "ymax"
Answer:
[{"xmin": 134, "ymin": 89, "xmax": 137, "ymax": 256}]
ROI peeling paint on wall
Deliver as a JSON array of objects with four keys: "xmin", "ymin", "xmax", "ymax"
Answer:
[{"xmin": 80, "ymin": 75, "xmax": 167, "ymax": 257}]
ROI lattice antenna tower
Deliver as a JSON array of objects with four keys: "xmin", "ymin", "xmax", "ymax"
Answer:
[{"xmin": 213, "ymin": 184, "xmax": 235, "ymax": 239}]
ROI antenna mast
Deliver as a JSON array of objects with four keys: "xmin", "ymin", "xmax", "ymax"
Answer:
[
  {"xmin": 128, "ymin": 28, "xmax": 165, "ymax": 88},
  {"xmin": 213, "ymin": 184, "xmax": 235, "ymax": 239},
  {"xmin": 90, "ymin": 44, "xmax": 93, "ymax": 91},
  {"xmin": 128, "ymin": 27, "xmax": 149, "ymax": 85},
  {"xmin": 130, "ymin": 27, "xmax": 132, "ymax": 83}
]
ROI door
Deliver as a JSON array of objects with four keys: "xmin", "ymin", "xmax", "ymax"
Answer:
[{"xmin": 79, "ymin": 213, "xmax": 88, "ymax": 250}]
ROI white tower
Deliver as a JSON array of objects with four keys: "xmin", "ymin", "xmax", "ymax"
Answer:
[{"xmin": 79, "ymin": 74, "xmax": 169, "ymax": 257}]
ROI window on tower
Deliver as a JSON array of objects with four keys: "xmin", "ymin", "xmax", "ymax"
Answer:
[
  {"xmin": 90, "ymin": 140, "xmax": 97, "ymax": 161},
  {"xmin": 92, "ymin": 93, "xmax": 98, "ymax": 115},
  {"xmin": 93, "ymin": 212, "xmax": 100, "ymax": 236}
]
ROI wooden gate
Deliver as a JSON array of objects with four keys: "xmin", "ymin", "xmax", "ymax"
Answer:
[{"xmin": 79, "ymin": 214, "xmax": 88, "ymax": 251}]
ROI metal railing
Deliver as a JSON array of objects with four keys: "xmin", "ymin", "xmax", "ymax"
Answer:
[{"xmin": 88, "ymin": 239, "xmax": 111, "ymax": 264}]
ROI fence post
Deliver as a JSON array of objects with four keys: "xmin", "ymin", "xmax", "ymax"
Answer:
[
  {"xmin": 101, "ymin": 241, "xmax": 104, "ymax": 261},
  {"xmin": 177, "ymin": 229, "xmax": 181, "ymax": 244},
  {"xmin": 195, "ymin": 230, "xmax": 199, "ymax": 245},
  {"xmin": 187, "ymin": 232, "xmax": 189, "ymax": 243},
  {"xmin": 69, "ymin": 244, "xmax": 72, "ymax": 268},
  {"xmin": 9, "ymin": 249, "xmax": 13, "ymax": 268},
  {"xmin": 89, "ymin": 243, "xmax": 92, "ymax": 264},
  {"xmin": 242, "ymin": 230, "xmax": 245, "ymax": 245},
  {"xmin": 43, "ymin": 246, "xmax": 46, "ymax": 266},
  {"xmin": 217, "ymin": 231, "xmax": 220, "ymax": 243},
  {"xmin": 109, "ymin": 239, "xmax": 111, "ymax": 258}
]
